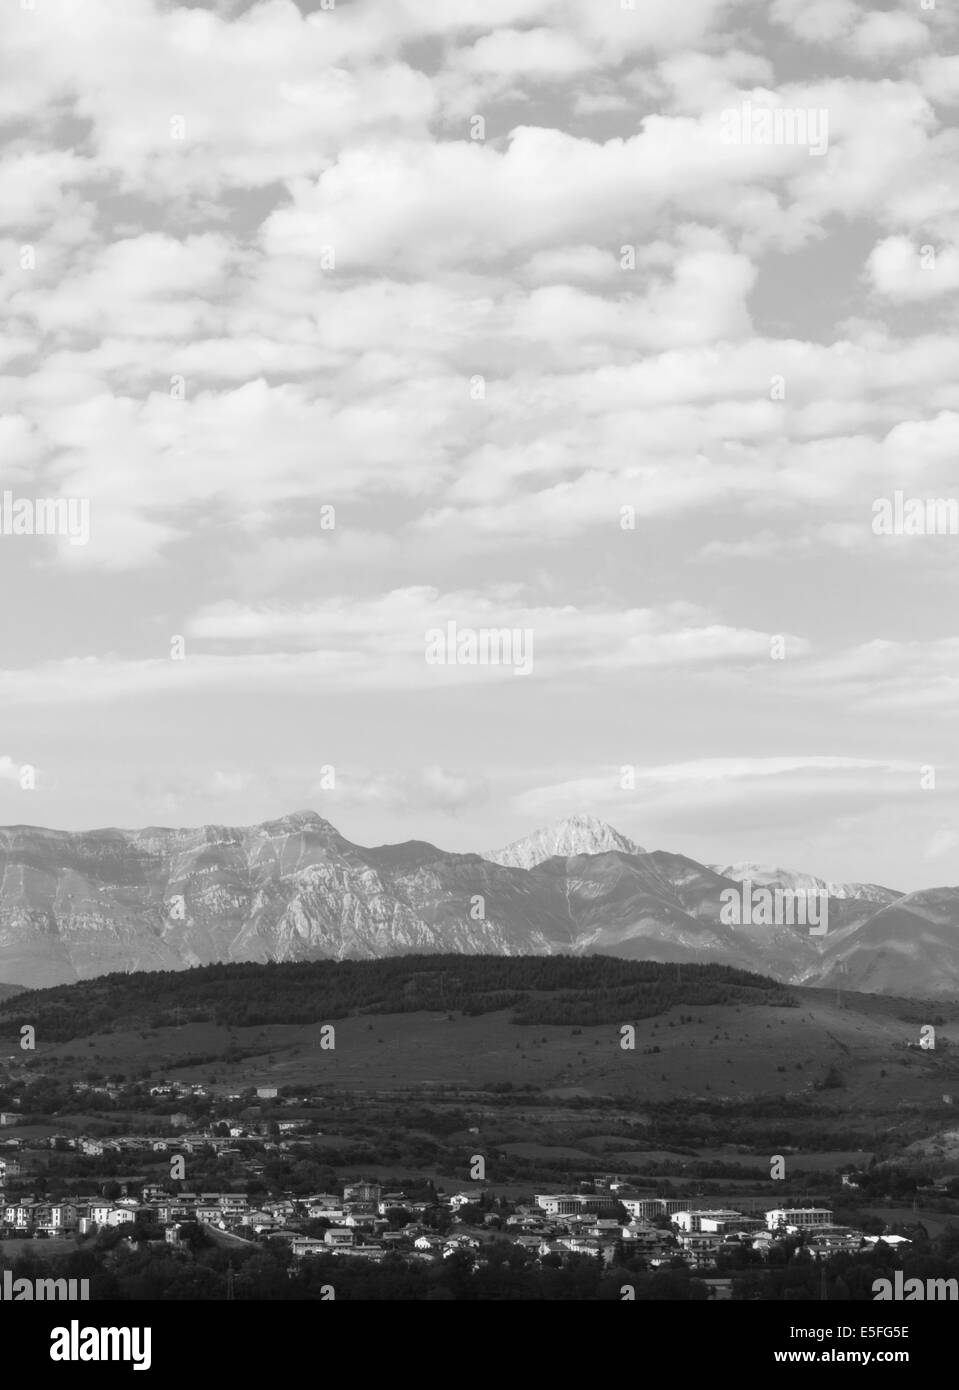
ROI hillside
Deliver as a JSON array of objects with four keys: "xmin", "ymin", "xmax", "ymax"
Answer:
[
  {"xmin": 2, "ymin": 959, "xmax": 958, "ymax": 1172},
  {"xmin": 0, "ymin": 955, "xmax": 793, "ymax": 1041}
]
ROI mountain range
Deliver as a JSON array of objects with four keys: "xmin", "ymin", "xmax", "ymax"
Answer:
[{"xmin": 0, "ymin": 810, "xmax": 955, "ymax": 996}]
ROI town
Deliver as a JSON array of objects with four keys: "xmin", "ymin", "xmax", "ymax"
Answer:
[{"xmin": 0, "ymin": 1075, "xmax": 921, "ymax": 1297}]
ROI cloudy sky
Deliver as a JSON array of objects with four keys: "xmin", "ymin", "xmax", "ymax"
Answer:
[{"xmin": 1, "ymin": 0, "xmax": 958, "ymax": 889}]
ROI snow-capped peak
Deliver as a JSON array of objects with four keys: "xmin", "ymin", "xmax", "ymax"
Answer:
[
  {"xmin": 711, "ymin": 862, "xmax": 896, "ymax": 901},
  {"xmin": 485, "ymin": 815, "xmax": 645, "ymax": 869}
]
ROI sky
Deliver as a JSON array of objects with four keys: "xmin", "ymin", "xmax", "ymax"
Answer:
[{"xmin": 1, "ymin": 0, "xmax": 958, "ymax": 889}]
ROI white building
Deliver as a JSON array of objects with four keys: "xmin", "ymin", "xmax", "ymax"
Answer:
[
  {"xmin": 766, "ymin": 1207, "xmax": 833, "ymax": 1231},
  {"xmin": 674, "ymin": 1209, "xmax": 743, "ymax": 1233}
]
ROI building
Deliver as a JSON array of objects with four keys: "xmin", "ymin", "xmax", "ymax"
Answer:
[
  {"xmin": 677, "ymin": 1231, "xmax": 722, "ymax": 1267},
  {"xmin": 307, "ymin": 1200, "xmax": 344, "ymax": 1221},
  {"xmin": 86, "ymin": 1203, "xmax": 139, "ymax": 1229},
  {"xmin": 3, "ymin": 1201, "xmax": 37, "ymax": 1231},
  {"xmin": 766, "ymin": 1207, "xmax": 833, "ymax": 1231},
  {"xmin": 535, "ymin": 1193, "xmax": 619, "ymax": 1216},
  {"xmin": 36, "ymin": 1202, "xmax": 79, "ymax": 1235},
  {"xmin": 291, "ymin": 1237, "xmax": 329, "ymax": 1259},
  {"xmin": 324, "ymin": 1229, "xmax": 354, "ymax": 1247},
  {"xmin": 674, "ymin": 1209, "xmax": 744, "ymax": 1234},
  {"xmin": 256, "ymin": 1087, "xmax": 279, "ymax": 1100},
  {"xmin": 343, "ymin": 1182, "xmax": 382, "ymax": 1203},
  {"xmin": 621, "ymin": 1198, "xmax": 690, "ymax": 1220},
  {"xmin": 622, "ymin": 1222, "xmax": 662, "ymax": 1247}
]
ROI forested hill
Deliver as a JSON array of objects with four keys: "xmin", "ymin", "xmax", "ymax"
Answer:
[{"xmin": 0, "ymin": 956, "xmax": 795, "ymax": 1043}]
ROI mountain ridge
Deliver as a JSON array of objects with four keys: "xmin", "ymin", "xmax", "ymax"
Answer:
[{"xmin": 0, "ymin": 810, "xmax": 954, "ymax": 998}]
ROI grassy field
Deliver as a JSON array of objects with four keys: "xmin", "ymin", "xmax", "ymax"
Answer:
[{"xmin": 19, "ymin": 987, "xmax": 959, "ymax": 1109}]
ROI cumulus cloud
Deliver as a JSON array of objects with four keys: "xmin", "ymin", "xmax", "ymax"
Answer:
[
  {"xmin": 2, "ymin": 0, "xmax": 957, "ymax": 887},
  {"xmin": 866, "ymin": 235, "xmax": 959, "ymax": 301}
]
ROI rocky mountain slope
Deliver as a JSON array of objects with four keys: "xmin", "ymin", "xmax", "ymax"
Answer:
[{"xmin": 0, "ymin": 811, "xmax": 955, "ymax": 996}]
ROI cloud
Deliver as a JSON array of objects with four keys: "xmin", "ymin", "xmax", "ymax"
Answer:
[
  {"xmin": 848, "ymin": 12, "xmax": 931, "ymax": 64},
  {"xmin": 310, "ymin": 765, "xmax": 486, "ymax": 817},
  {"xmin": 0, "ymin": 591, "xmax": 806, "ymax": 703},
  {"xmin": 866, "ymin": 235, "xmax": 959, "ymax": 301},
  {"xmin": 924, "ymin": 826, "xmax": 959, "ymax": 861},
  {"xmin": 1, "ymin": 0, "xmax": 957, "ymax": 892},
  {"xmin": 513, "ymin": 756, "xmax": 923, "ymax": 820},
  {"xmin": 0, "ymin": 756, "xmax": 26, "ymax": 784}
]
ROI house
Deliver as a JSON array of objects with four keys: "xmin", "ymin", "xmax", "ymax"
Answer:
[
  {"xmin": 343, "ymin": 1182, "xmax": 381, "ymax": 1203},
  {"xmin": 377, "ymin": 1193, "xmax": 409, "ymax": 1215},
  {"xmin": 512, "ymin": 1235, "xmax": 542, "ymax": 1252},
  {"xmin": 677, "ymin": 1231, "xmax": 721, "ymax": 1253},
  {"xmin": 87, "ymin": 1203, "xmax": 139, "ymax": 1228},
  {"xmin": 264, "ymin": 1199, "xmax": 295, "ymax": 1219},
  {"xmin": 342, "ymin": 1212, "xmax": 377, "ymax": 1230},
  {"xmin": 323, "ymin": 1229, "xmax": 354, "ymax": 1247},
  {"xmin": 809, "ymin": 1230, "xmax": 864, "ymax": 1254},
  {"xmin": 622, "ymin": 1222, "xmax": 662, "ymax": 1248},
  {"xmin": 3, "ymin": 1201, "xmax": 37, "ymax": 1231},
  {"xmin": 36, "ymin": 1202, "xmax": 79, "ymax": 1235},
  {"xmin": 586, "ymin": 1219, "xmax": 623, "ymax": 1237},
  {"xmin": 307, "ymin": 1202, "xmax": 344, "ymax": 1221},
  {"xmin": 555, "ymin": 1236, "xmax": 603, "ymax": 1255},
  {"xmin": 291, "ymin": 1237, "xmax": 329, "ymax": 1258},
  {"xmin": 256, "ymin": 1087, "xmax": 278, "ymax": 1100},
  {"xmin": 247, "ymin": 1211, "xmax": 282, "ymax": 1233}
]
